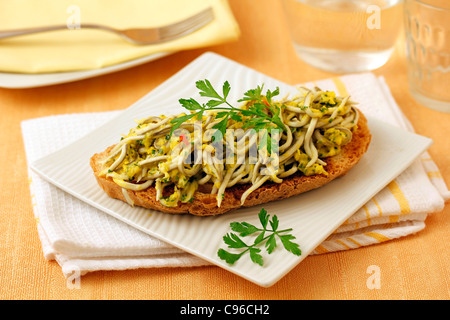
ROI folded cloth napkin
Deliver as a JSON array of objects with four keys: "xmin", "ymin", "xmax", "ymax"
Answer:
[
  {"xmin": 301, "ymin": 74, "xmax": 450, "ymax": 254},
  {"xmin": 21, "ymin": 72, "xmax": 449, "ymax": 277},
  {"xmin": 0, "ymin": 0, "xmax": 240, "ymax": 73}
]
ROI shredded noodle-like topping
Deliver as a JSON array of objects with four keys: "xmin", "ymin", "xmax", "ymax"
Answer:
[{"xmin": 100, "ymin": 86, "xmax": 359, "ymax": 207}]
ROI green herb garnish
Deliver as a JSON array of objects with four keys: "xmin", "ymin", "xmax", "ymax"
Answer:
[
  {"xmin": 170, "ymin": 80, "xmax": 286, "ymax": 153},
  {"xmin": 217, "ymin": 208, "xmax": 301, "ymax": 266}
]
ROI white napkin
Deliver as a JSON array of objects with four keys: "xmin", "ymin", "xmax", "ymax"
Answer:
[
  {"xmin": 21, "ymin": 73, "xmax": 449, "ymax": 277},
  {"xmin": 301, "ymin": 74, "xmax": 449, "ymax": 254}
]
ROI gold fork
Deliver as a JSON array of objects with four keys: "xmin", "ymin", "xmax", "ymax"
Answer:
[{"xmin": 0, "ymin": 7, "xmax": 214, "ymax": 45}]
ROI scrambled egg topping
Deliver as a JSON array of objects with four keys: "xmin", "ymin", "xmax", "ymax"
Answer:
[{"xmin": 100, "ymin": 87, "xmax": 359, "ymax": 208}]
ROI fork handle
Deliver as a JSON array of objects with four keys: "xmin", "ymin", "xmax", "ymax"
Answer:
[
  {"xmin": 0, "ymin": 24, "xmax": 113, "ymax": 40},
  {"xmin": 0, "ymin": 25, "xmax": 69, "ymax": 39}
]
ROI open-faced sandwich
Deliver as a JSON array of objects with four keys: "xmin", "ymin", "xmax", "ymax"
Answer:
[{"xmin": 90, "ymin": 80, "xmax": 371, "ymax": 216}]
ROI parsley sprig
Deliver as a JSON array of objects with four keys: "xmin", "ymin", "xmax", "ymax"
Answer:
[
  {"xmin": 170, "ymin": 80, "xmax": 286, "ymax": 152},
  {"xmin": 217, "ymin": 208, "xmax": 301, "ymax": 266}
]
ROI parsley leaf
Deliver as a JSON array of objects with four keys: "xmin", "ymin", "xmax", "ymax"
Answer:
[
  {"xmin": 258, "ymin": 207, "xmax": 269, "ymax": 228},
  {"xmin": 169, "ymin": 111, "xmax": 201, "ymax": 137},
  {"xmin": 197, "ymin": 79, "xmax": 224, "ymax": 100},
  {"xmin": 179, "ymin": 97, "xmax": 202, "ymax": 111},
  {"xmin": 279, "ymin": 234, "xmax": 302, "ymax": 256},
  {"xmin": 249, "ymin": 247, "xmax": 263, "ymax": 266},
  {"xmin": 223, "ymin": 232, "xmax": 248, "ymax": 248},
  {"xmin": 217, "ymin": 208, "xmax": 301, "ymax": 266},
  {"xmin": 171, "ymin": 80, "xmax": 286, "ymax": 153},
  {"xmin": 230, "ymin": 221, "xmax": 259, "ymax": 236},
  {"xmin": 217, "ymin": 249, "xmax": 241, "ymax": 265}
]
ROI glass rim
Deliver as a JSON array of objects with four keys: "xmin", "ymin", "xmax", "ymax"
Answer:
[{"xmin": 409, "ymin": 0, "xmax": 450, "ymax": 11}]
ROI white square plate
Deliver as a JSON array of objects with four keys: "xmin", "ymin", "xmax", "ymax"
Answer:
[{"xmin": 30, "ymin": 52, "xmax": 432, "ymax": 287}]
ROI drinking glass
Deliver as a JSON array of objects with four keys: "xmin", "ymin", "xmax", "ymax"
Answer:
[
  {"xmin": 281, "ymin": 0, "xmax": 403, "ymax": 73},
  {"xmin": 404, "ymin": 0, "xmax": 450, "ymax": 113}
]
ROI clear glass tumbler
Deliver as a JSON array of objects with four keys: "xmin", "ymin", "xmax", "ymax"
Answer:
[
  {"xmin": 404, "ymin": 0, "xmax": 450, "ymax": 113},
  {"xmin": 281, "ymin": 0, "xmax": 403, "ymax": 73}
]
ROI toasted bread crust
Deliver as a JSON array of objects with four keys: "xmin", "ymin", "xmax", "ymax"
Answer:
[{"xmin": 90, "ymin": 111, "xmax": 371, "ymax": 216}]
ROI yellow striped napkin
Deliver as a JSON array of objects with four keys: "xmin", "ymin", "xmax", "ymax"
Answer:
[
  {"xmin": 303, "ymin": 74, "xmax": 449, "ymax": 255},
  {"xmin": 0, "ymin": 0, "xmax": 240, "ymax": 73}
]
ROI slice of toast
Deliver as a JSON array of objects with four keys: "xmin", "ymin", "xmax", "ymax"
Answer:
[{"xmin": 90, "ymin": 110, "xmax": 371, "ymax": 216}]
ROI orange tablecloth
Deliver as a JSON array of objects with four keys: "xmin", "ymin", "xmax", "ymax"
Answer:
[{"xmin": 1, "ymin": 0, "xmax": 449, "ymax": 300}]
